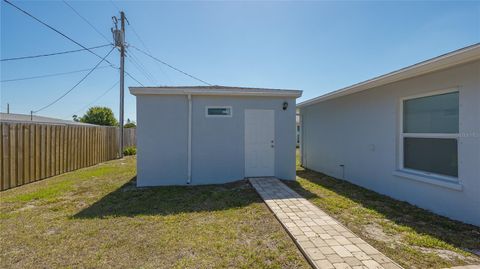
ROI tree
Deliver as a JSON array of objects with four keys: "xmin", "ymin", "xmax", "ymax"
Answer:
[
  {"xmin": 124, "ymin": 118, "xmax": 136, "ymax": 128},
  {"xmin": 80, "ymin": 106, "xmax": 118, "ymax": 126}
]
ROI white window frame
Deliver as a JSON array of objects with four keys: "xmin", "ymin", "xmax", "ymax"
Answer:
[
  {"xmin": 397, "ymin": 88, "xmax": 460, "ymax": 185},
  {"xmin": 205, "ymin": 106, "xmax": 233, "ymax": 118}
]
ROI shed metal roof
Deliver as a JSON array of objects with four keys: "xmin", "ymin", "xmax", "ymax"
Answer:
[
  {"xmin": 298, "ymin": 43, "xmax": 480, "ymax": 107},
  {"xmin": 129, "ymin": 85, "xmax": 302, "ymax": 98}
]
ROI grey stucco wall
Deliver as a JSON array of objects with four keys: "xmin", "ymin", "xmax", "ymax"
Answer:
[
  {"xmin": 136, "ymin": 95, "xmax": 297, "ymax": 186},
  {"xmin": 136, "ymin": 95, "xmax": 188, "ymax": 186},
  {"xmin": 300, "ymin": 60, "xmax": 480, "ymax": 226}
]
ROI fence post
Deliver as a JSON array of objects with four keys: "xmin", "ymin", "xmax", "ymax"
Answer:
[{"xmin": 0, "ymin": 123, "xmax": 135, "ymax": 191}]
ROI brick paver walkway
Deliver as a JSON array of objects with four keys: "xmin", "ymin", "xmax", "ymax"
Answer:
[{"xmin": 250, "ymin": 177, "xmax": 402, "ymax": 269}]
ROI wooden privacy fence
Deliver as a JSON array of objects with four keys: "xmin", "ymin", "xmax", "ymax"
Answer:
[
  {"xmin": 0, "ymin": 123, "xmax": 119, "ymax": 191},
  {"xmin": 123, "ymin": 128, "xmax": 136, "ymax": 147}
]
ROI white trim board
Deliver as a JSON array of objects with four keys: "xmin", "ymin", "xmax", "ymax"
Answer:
[{"xmin": 130, "ymin": 86, "xmax": 302, "ymax": 98}]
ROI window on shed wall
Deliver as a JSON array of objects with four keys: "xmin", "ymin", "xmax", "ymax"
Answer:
[
  {"xmin": 206, "ymin": 106, "xmax": 232, "ymax": 117},
  {"xmin": 401, "ymin": 91, "xmax": 459, "ymax": 178}
]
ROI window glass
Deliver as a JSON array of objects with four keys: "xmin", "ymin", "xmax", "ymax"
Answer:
[
  {"xmin": 404, "ymin": 137, "xmax": 458, "ymax": 177},
  {"xmin": 403, "ymin": 92, "xmax": 459, "ymax": 133},
  {"xmin": 207, "ymin": 107, "xmax": 231, "ymax": 116}
]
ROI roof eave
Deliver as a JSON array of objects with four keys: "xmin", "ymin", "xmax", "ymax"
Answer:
[{"xmin": 129, "ymin": 87, "xmax": 303, "ymax": 98}]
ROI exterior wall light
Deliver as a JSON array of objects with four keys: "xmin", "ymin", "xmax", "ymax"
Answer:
[{"xmin": 283, "ymin": 101, "xmax": 288, "ymax": 110}]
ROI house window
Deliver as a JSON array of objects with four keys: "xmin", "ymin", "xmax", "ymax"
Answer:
[
  {"xmin": 206, "ymin": 106, "xmax": 232, "ymax": 117},
  {"xmin": 400, "ymin": 90, "xmax": 459, "ymax": 178}
]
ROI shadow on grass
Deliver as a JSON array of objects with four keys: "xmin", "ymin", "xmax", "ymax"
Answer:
[
  {"xmin": 286, "ymin": 168, "xmax": 480, "ymax": 252},
  {"xmin": 74, "ymin": 177, "xmax": 261, "ymax": 219}
]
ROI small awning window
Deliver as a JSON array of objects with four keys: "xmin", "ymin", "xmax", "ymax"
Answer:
[{"xmin": 206, "ymin": 106, "xmax": 232, "ymax": 117}]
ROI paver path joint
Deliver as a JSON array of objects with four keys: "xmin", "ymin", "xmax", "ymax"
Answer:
[{"xmin": 249, "ymin": 177, "xmax": 403, "ymax": 269}]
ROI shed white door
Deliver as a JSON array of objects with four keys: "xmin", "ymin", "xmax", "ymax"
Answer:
[{"xmin": 245, "ymin": 109, "xmax": 275, "ymax": 177}]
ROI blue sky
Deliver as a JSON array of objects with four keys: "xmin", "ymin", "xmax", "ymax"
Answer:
[{"xmin": 1, "ymin": 1, "xmax": 479, "ymax": 121}]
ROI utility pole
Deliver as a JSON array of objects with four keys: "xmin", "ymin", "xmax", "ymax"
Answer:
[
  {"xmin": 112, "ymin": 11, "xmax": 126, "ymax": 158},
  {"xmin": 7, "ymin": 103, "xmax": 9, "ymax": 114},
  {"xmin": 119, "ymin": 11, "xmax": 126, "ymax": 158}
]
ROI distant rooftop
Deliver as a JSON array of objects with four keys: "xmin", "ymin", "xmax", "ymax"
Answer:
[{"xmin": 0, "ymin": 113, "xmax": 93, "ymax": 126}]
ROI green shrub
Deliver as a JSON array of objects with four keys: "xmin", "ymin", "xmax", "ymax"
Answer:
[
  {"xmin": 80, "ymin": 106, "xmax": 118, "ymax": 126},
  {"xmin": 123, "ymin": 146, "xmax": 136, "ymax": 156}
]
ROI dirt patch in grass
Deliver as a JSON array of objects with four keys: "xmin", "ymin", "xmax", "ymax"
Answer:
[
  {"xmin": 1, "ymin": 157, "xmax": 309, "ymax": 269},
  {"xmin": 415, "ymin": 247, "xmax": 474, "ymax": 262},
  {"xmin": 364, "ymin": 223, "xmax": 400, "ymax": 244},
  {"xmin": 286, "ymin": 163, "xmax": 480, "ymax": 269}
]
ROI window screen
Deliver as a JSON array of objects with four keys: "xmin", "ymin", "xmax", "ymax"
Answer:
[
  {"xmin": 404, "ymin": 138, "xmax": 458, "ymax": 177},
  {"xmin": 403, "ymin": 92, "xmax": 459, "ymax": 133}
]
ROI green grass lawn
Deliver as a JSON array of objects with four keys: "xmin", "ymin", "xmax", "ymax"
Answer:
[
  {"xmin": 0, "ymin": 157, "xmax": 309, "ymax": 269},
  {"xmin": 289, "ymin": 150, "xmax": 480, "ymax": 269},
  {"xmin": 2, "ymin": 153, "xmax": 479, "ymax": 269}
]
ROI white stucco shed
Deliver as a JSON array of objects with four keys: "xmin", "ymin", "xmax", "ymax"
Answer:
[{"xmin": 130, "ymin": 86, "xmax": 302, "ymax": 186}]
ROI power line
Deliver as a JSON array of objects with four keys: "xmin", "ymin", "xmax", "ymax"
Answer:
[
  {"xmin": 108, "ymin": 1, "xmax": 154, "ymax": 87},
  {"xmin": 125, "ymin": 50, "xmax": 152, "ymax": 81},
  {"xmin": 98, "ymin": 0, "xmax": 156, "ymax": 88},
  {"xmin": 3, "ymin": 0, "xmax": 116, "ymax": 68},
  {"xmin": 32, "ymin": 47, "xmax": 115, "ymax": 113},
  {"xmin": 127, "ymin": 19, "xmax": 172, "ymax": 83},
  {"xmin": 128, "ymin": 50, "xmax": 156, "ymax": 83},
  {"xmin": 110, "ymin": 0, "xmax": 172, "ymax": 85},
  {"xmin": 0, "ymin": 66, "xmax": 111, "ymax": 83},
  {"xmin": 125, "ymin": 50, "xmax": 157, "ymax": 84},
  {"xmin": 68, "ymin": 80, "xmax": 119, "ymax": 118},
  {"xmin": 129, "ymin": 27, "xmax": 150, "ymax": 55},
  {"xmin": 62, "ymin": 0, "xmax": 151, "ymax": 89},
  {"xmin": 0, "ymin": 44, "xmax": 112, "ymax": 62},
  {"xmin": 125, "ymin": 71, "xmax": 144, "ymax": 86},
  {"xmin": 109, "ymin": 0, "xmax": 121, "ymax": 12},
  {"xmin": 127, "ymin": 45, "xmax": 171, "ymax": 84},
  {"xmin": 131, "ymin": 45, "xmax": 212, "ymax": 86},
  {"xmin": 3, "ymin": 0, "xmax": 146, "ymax": 88},
  {"xmin": 3, "ymin": 0, "xmax": 145, "ymax": 121},
  {"xmin": 62, "ymin": 0, "xmax": 111, "ymax": 43},
  {"xmin": 126, "ymin": 56, "xmax": 154, "ymax": 84}
]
